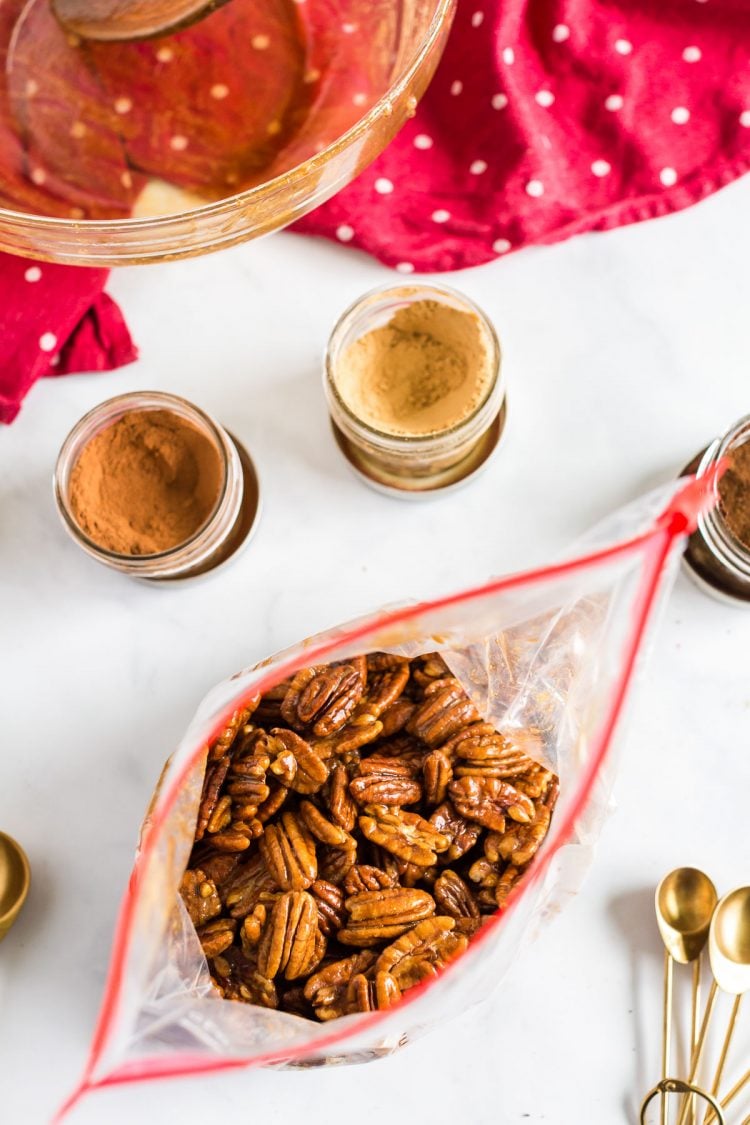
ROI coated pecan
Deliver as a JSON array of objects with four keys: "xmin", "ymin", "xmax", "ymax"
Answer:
[
  {"xmin": 374, "ymin": 916, "xmax": 467, "ymax": 989},
  {"xmin": 240, "ymin": 904, "xmax": 267, "ymax": 952},
  {"xmin": 205, "ymin": 794, "xmax": 233, "ymax": 835},
  {"xmin": 347, "ymin": 970, "xmax": 401, "ymax": 1013},
  {"xmin": 255, "ymin": 782, "xmax": 288, "ymax": 823},
  {"xmin": 253, "ymin": 679, "xmax": 292, "ymax": 725},
  {"xmin": 303, "ymin": 950, "xmax": 378, "ymax": 1020},
  {"xmin": 222, "ymin": 854, "xmax": 276, "ymax": 918},
  {"xmin": 374, "ymin": 735, "xmax": 425, "ymax": 765},
  {"xmin": 495, "ymin": 864, "xmax": 523, "ymax": 909},
  {"xmin": 495, "ymin": 779, "xmax": 559, "ymax": 865},
  {"xmin": 291, "ymin": 664, "xmax": 365, "ymax": 736},
  {"xmin": 468, "ymin": 855, "xmax": 500, "ymax": 890},
  {"xmin": 209, "ymin": 823, "xmax": 255, "ymax": 852},
  {"xmin": 326, "ymin": 762, "xmax": 358, "ymax": 832},
  {"xmin": 213, "ymin": 948, "xmax": 278, "ymax": 1008},
  {"xmin": 197, "ymin": 916, "xmax": 236, "ymax": 958},
  {"xmin": 339, "ymin": 887, "xmax": 436, "ymax": 946},
  {"xmin": 195, "ymin": 756, "xmax": 231, "ymax": 841},
  {"xmin": 311, "ymin": 879, "xmax": 345, "ymax": 937},
  {"xmin": 359, "ymin": 662, "xmax": 410, "ymax": 719},
  {"xmin": 450, "ymin": 725, "xmax": 542, "ymax": 780},
  {"xmin": 258, "ymin": 891, "xmax": 321, "ymax": 980},
  {"xmin": 194, "ymin": 851, "xmax": 241, "ymax": 889},
  {"xmin": 359, "ymin": 806, "xmax": 450, "ymax": 866},
  {"xmin": 180, "ymin": 869, "xmax": 221, "ymax": 927},
  {"xmin": 411, "ymin": 653, "xmax": 450, "ymax": 686},
  {"xmin": 343, "ymin": 864, "xmax": 398, "ymax": 896},
  {"xmin": 318, "ymin": 841, "xmax": 357, "ymax": 885},
  {"xmin": 299, "ymin": 799, "xmax": 354, "ymax": 848},
  {"xmin": 378, "ymin": 697, "xmax": 417, "ymax": 738},
  {"xmin": 514, "ymin": 762, "xmax": 556, "ymax": 800},
  {"xmin": 209, "ymin": 706, "xmax": 255, "ymax": 760},
  {"xmin": 314, "ymin": 714, "xmax": 384, "ymax": 758},
  {"xmin": 431, "ymin": 804, "xmax": 482, "ymax": 862},
  {"xmin": 280, "ymin": 667, "xmax": 318, "ymax": 728},
  {"xmin": 449, "ymin": 776, "xmax": 534, "ymax": 831},
  {"xmin": 260, "ymin": 811, "xmax": 318, "ymax": 891},
  {"xmin": 350, "ymin": 757, "xmax": 422, "ymax": 808},
  {"xmin": 269, "ymin": 728, "xmax": 329, "ymax": 795},
  {"xmin": 226, "ymin": 752, "xmax": 270, "ymax": 809},
  {"xmin": 423, "ymin": 750, "xmax": 453, "ymax": 806},
  {"xmin": 433, "ymin": 870, "xmax": 480, "ymax": 930},
  {"xmin": 408, "ymin": 679, "xmax": 480, "ymax": 747}
]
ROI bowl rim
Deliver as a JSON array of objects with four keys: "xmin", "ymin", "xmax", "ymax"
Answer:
[{"xmin": 0, "ymin": 0, "xmax": 454, "ymax": 231}]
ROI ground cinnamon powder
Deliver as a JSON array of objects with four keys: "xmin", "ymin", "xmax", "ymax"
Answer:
[
  {"xmin": 719, "ymin": 440, "xmax": 750, "ymax": 548},
  {"xmin": 334, "ymin": 299, "xmax": 493, "ymax": 437},
  {"xmin": 68, "ymin": 409, "xmax": 224, "ymax": 555}
]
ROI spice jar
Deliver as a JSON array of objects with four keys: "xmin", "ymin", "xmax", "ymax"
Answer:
[
  {"xmin": 54, "ymin": 391, "xmax": 260, "ymax": 580},
  {"xmin": 324, "ymin": 284, "xmax": 504, "ymax": 496},
  {"xmin": 683, "ymin": 414, "xmax": 750, "ymax": 605}
]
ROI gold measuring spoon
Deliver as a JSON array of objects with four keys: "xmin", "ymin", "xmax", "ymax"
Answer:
[
  {"xmin": 701, "ymin": 888, "xmax": 750, "ymax": 1123},
  {"xmin": 52, "ymin": 0, "xmax": 231, "ymax": 43},
  {"xmin": 0, "ymin": 831, "xmax": 30, "ymax": 941},
  {"xmin": 678, "ymin": 886, "xmax": 750, "ymax": 1125},
  {"xmin": 655, "ymin": 869, "xmax": 718, "ymax": 1125}
]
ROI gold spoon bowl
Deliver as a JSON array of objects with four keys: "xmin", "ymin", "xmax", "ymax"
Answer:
[
  {"xmin": 0, "ymin": 832, "xmax": 31, "ymax": 941},
  {"xmin": 657, "ymin": 868, "xmax": 718, "ymax": 963}
]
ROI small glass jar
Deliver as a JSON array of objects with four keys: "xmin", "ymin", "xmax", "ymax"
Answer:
[
  {"xmin": 54, "ymin": 391, "xmax": 259, "ymax": 580},
  {"xmin": 683, "ymin": 414, "xmax": 750, "ymax": 606},
  {"xmin": 324, "ymin": 283, "xmax": 504, "ymax": 496}
]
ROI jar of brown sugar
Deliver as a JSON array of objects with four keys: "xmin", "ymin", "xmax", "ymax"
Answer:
[
  {"xmin": 54, "ymin": 391, "xmax": 260, "ymax": 580},
  {"xmin": 683, "ymin": 414, "xmax": 750, "ymax": 605},
  {"xmin": 324, "ymin": 284, "xmax": 505, "ymax": 496}
]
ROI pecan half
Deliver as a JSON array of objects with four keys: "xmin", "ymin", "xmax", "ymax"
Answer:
[
  {"xmin": 359, "ymin": 662, "xmax": 410, "ymax": 719},
  {"xmin": 326, "ymin": 762, "xmax": 358, "ymax": 833},
  {"xmin": 209, "ymin": 706, "xmax": 254, "ymax": 760},
  {"xmin": 311, "ymin": 879, "xmax": 346, "ymax": 937},
  {"xmin": 260, "ymin": 811, "xmax": 318, "ymax": 891},
  {"xmin": 347, "ymin": 970, "xmax": 401, "ymax": 1013},
  {"xmin": 343, "ymin": 864, "xmax": 398, "ymax": 896},
  {"xmin": 408, "ymin": 679, "xmax": 480, "ymax": 747},
  {"xmin": 195, "ymin": 756, "xmax": 231, "ymax": 841},
  {"xmin": 197, "ymin": 916, "xmax": 236, "ymax": 958},
  {"xmin": 314, "ymin": 714, "xmax": 384, "ymax": 759},
  {"xmin": 299, "ymin": 799, "xmax": 354, "ymax": 848},
  {"xmin": 423, "ymin": 749, "xmax": 453, "ymax": 806},
  {"xmin": 495, "ymin": 864, "xmax": 523, "ymax": 909},
  {"xmin": 411, "ymin": 653, "xmax": 450, "ymax": 687},
  {"xmin": 378, "ymin": 697, "xmax": 417, "ymax": 738},
  {"xmin": 349, "ymin": 757, "xmax": 422, "ymax": 808},
  {"xmin": 433, "ymin": 870, "xmax": 480, "ymax": 931},
  {"xmin": 213, "ymin": 948, "xmax": 278, "ymax": 1008},
  {"xmin": 240, "ymin": 904, "xmax": 267, "ymax": 952},
  {"xmin": 338, "ymin": 887, "xmax": 436, "ymax": 946},
  {"xmin": 258, "ymin": 890, "xmax": 321, "ymax": 980},
  {"xmin": 495, "ymin": 779, "xmax": 559, "ymax": 865},
  {"xmin": 359, "ymin": 806, "xmax": 451, "ymax": 866},
  {"xmin": 374, "ymin": 916, "xmax": 467, "ymax": 989},
  {"xmin": 180, "ymin": 869, "xmax": 221, "ymax": 927},
  {"xmin": 303, "ymin": 950, "xmax": 378, "ymax": 1020},
  {"xmin": 226, "ymin": 752, "xmax": 270, "ymax": 809},
  {"xmin": 514, "ymin": 762, "xmax": 556, "ymax": 800},
  {"xmin": 318, "ymin": 841, "xmax": 357, "ymax": 886},
  {"xmin": 269, "ymin": 728, "xmax": 329, "ymax": 795},
  {"xmin": 222, "ymin": 854, "xmax": 277, "ymax": 918},
  {"xmin": 449, "ymin": 776, "xmax": 534, "ymax": 831},
  {"xmin": 292, "ymin": 665, "xmax": 365, "ymax": 736}
]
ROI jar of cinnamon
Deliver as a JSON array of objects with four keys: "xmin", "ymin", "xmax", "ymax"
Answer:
[
  {"xmin": 683, "ymin": 414, "xmax": 750, "ymax": 605},
  {"xmin": 54, "ymin": 391, "xmax": 260, "ymax": 580}
]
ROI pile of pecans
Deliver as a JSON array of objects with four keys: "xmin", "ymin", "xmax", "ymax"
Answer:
[{"xmin": 180, "ymin": 652, "xmax": 558, "ymax": 1021}]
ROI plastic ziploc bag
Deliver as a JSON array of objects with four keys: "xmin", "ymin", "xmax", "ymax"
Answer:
[{"xmin": 58, "ymin": 472, "xmax": 718, "ymax": 1119}]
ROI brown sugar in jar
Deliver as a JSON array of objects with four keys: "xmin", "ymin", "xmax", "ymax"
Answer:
[{"xmin": 55, "ymin": 392, "xmax": 260, "ymax": 580}]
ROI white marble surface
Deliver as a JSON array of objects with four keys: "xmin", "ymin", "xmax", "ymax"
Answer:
[{"xmin": 2, "ymin": 177, "xmax": 750, "ymax": 1125}]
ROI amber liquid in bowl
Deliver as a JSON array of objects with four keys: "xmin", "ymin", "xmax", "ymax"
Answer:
[{"xmin": 0, "ymin": 0, "xmax": 454, "ymax": 263}]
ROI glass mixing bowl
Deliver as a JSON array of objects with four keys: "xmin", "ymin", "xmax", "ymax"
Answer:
[{"xmin": 0, "ymin": 0, "xmax": 454, "ymax": 265}]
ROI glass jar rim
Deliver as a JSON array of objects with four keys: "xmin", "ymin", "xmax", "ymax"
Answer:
[
  {"xmin": 695, "ymin": 413, "xmax": 750, "ymax": 578},
  {"xmin": 324, "ymin": 281, "xmax": 503, "ymax": 448},
  {"xmin": 54, "ymin": 390, "xmax": 232, "ymax": 565}
]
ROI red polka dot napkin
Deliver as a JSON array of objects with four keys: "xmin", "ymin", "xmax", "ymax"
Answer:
[
  {"xmin": 0, "ymin": 258, "xmax": 136, "ymax": 424},
  {"xmin": 2, "ymin": 0, "xmax": 749, "ymax": 422},
  {"xmin": 295, "ymin": 0, "xmax": 750, "ymax": 270}
]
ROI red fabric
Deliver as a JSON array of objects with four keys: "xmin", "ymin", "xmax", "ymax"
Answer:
[
  {"xmin": 295, "ymin": 0, "xmax": 750, "ymax": 269},
  {"xmin": 2, "ymin": 0, "xmax": 749, "ymax": 422},
  {"xmin": 0, "ymin": 256, "xmax": 137, "ymax": 423}
]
